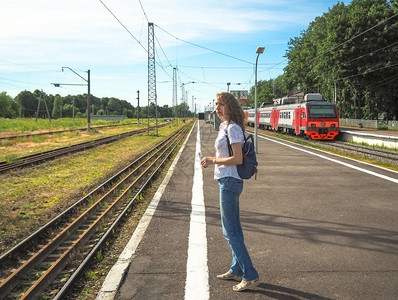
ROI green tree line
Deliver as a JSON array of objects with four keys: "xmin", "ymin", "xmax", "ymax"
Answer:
[
  {"xmin": 0, "ymin": 89, "xmax": 192, "ymax": 119},
  {"xmin": 246, "ymin": 0, "xmax": 398, "ymax": 120}
]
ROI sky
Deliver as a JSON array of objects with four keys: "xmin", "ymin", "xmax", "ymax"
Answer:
[{"xmin": 0, "ymin": 0, "xmax": 350, "ymax": 112}]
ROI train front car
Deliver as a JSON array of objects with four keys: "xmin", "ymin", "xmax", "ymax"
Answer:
[{"xmin": 303, "ymin": 100, "xmax": 339, "ymax": 140}]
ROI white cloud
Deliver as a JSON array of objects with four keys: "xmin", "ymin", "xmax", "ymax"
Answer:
[{"xmin": 0, "ymin": 0, "xmax": 343, "ymax": 106}]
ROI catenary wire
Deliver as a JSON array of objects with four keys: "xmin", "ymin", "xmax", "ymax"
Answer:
[{"xmin": 154, "ymin": 24, "xmax": 254, "ymax": 65}]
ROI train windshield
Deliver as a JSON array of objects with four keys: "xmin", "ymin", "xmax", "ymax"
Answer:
[{"xmin": 308, "ymin": 105, "xmax": 336, "ymax": 118}]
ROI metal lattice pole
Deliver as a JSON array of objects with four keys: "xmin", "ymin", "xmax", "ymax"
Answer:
[
  {"xmin": 147, "ymin": 22, "xmax": 158, "ymax": 135},
  {"xmin": 192, "ymin": 96, "xmax": 194, "ymax": 117},
  {"xmin": 173, "ymin": 67, "xmax": 177, "ymax": 119}
]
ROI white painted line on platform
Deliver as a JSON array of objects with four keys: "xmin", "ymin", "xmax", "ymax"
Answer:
[
  {"xmin": 259, "ymin": 135, "xmax": 398, "ymax": 184},
  {"xmin": 185, "ymin": 121, "xmax": 209, "ymax": 300},
  {"xmin": 96, "ymin": 124, "xmax": 195, "ymax": 300}
]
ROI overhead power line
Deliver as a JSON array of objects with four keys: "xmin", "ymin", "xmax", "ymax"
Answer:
[
  {"xmin": 98, "ymin": 0, "xmax": 147, "ymax": 53},
  {"xmin": 154, "ymin": 24, "xmax": 254, "ymax": 65},
  {"xmin": 138, "ymin": 0, "xmax": 150, "ymax": 23},
  {"xmin": 336, "ymin": 63, "xmax": 398, "ymax": 81}
]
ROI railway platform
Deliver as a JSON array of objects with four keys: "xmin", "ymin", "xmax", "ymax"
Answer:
[
  {"xmin": 97, "ymin": 120, "xmax": 398, "ymax": 300},
  {"xmin": 339, "ymin": 126, "xmax": 398, "ymax": 148}
]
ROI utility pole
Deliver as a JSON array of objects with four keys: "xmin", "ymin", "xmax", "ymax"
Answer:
[
  {"xmin": 137, "ymin": 90, "xmax": 140, "ymax": 125},
  {"xmin": 87, "ymin": 69, "xmax": 91, "ymax": 131},
  {"xmin": 192, "ymin": 96, "xmax": 194, "ymax": 117},
  {"xmin": 52, "ymin": 67, "xmax": 90, "ymax": 130},
  {"xmin": 334, "ymin": 83, "xmax": 337, "ymax": 103},
  {"xmin": 173, "ymin": 67, "xmax": 177, "ymax": 121},
  {"xmin": 42, "ymin": 91, "xmax": 51, "ymax": 123},
  {"xmin": 35, "ymin": 93, "xmax": 41, "ymax": 122},
  {"xmin": 147, "ymin": 22, "xmax": 158, "ymax": 136},
  {"xmin": 35, "ymin": 91, "xmax": 50, "ymax": 123}
]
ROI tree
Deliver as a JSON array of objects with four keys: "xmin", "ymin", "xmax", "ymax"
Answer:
[
  {"xmin": 15, "ymin": 90, "xmax": 37, "ymax": 117},
  {"xmin": 0, "ymin": 92, "xmax": 17, "ymax": 118},
  {"xmin": 107, "ymin": 98, "xmax": 122, "ymax": 115},
  {"xmin": 283, "ymin": 0, "xmax": 398, "ymax": 119}
]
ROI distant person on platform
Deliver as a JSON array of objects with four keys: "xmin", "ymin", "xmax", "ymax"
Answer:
[{"xmin": 201, "ymin": 92, "xmax": 260, "ymax": 292}]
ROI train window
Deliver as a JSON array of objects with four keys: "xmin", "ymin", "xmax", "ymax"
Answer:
[
  {"xmin": 308, "ymin": 105, "xmax": 337, "ymax": 118},
  {"xmin": 289, "ymin": 112, "xmax": 291, "ymax": 119},
  {"xmin": 302, "ymin": 112, "xmax": 306, "ymax": 119}
]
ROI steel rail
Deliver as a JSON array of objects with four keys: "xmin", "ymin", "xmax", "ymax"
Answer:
[
  {"xmin": 0, "ymin": 124, "xmax": 169, "ymax": 173},
  {"xmin": 314, "ymin": 141, "xmax": 398, "ymax": 163},
  {"xmin": 21, "ymin": 128, "xmax": 186, "ymax": 299},
  {"xmin": 247, "ymin": 128, "xmax": 398, "ymax": 165},
  {"xmin": 0, "ymin": 128, "xmax": 179, "ymax": 277},
  {"xmin": 53, "ymin": 126, "xmax": 188, "ymax": 299},
  {"xmin": 0, "ymin": 122, "xmax": 139, "ymax": 141},
  {"xmin": 0, "ymin": 128, "xmax": 176, "ymax": 264},
  {"xmin": 0, "ymin": 124, "xmax": 190, "ymax": 299}
]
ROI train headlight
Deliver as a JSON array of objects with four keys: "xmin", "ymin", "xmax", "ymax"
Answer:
[
  {"xmin": 311, "ymin": 124, "xmax": 316, "ymax": 127},
  {"xmin": 331, "ymin": 124, "xmax": 335, "ymax": 127}
]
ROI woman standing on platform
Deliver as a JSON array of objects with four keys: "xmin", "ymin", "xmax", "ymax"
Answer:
[{"xmin": 201, "ymin": 92, "xmax": 260, "ymax": 292}]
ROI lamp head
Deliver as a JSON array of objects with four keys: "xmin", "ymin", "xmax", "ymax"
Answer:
[{"xmin": 256, "ymin": 46, "xmax": 265, "ymax": 54}]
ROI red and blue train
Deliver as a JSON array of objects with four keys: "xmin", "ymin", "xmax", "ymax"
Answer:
[{"xmin": 245, "ymin": 93, "xmax": 339, "ymax": 140}]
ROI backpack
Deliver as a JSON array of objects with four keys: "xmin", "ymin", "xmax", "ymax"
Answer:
[{"xmin": 225, "ymin": 128, "xmax": 258, "ymax": 180}]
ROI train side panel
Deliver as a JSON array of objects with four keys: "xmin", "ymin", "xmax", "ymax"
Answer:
[{"xmin": 244, "ymin": 99, "xmax": 339, "ymax": 140}]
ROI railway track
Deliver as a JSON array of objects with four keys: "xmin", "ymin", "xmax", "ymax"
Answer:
[
  {"xmin": 0, "ymin": 123, "xmax": 191, "ymax": 299},
  {"xmin": 0, "ymin": 122, "xmax": 137, "ymax": 141},
  {"xmin": 310, "ymin": 140, "xmax": 398, "ymax": 165},
  {"xmin": 0, "ymin": 124, "xmax": 169, "ymax": 173},
  {"xmin": 247, "ymin": 128, "xmax": 398, "ymax": 165}
]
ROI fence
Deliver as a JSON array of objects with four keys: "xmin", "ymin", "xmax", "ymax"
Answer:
[
  {"xmin": 91, "ymin": 115, "xmax": 125, "ymax": 121},
  {"xmin": 340, "ymin": 118, "xmax": 398, "ymax": 130}
]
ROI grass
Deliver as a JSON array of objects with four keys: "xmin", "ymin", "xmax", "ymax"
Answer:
[
  {"xmin": 347, "ymin": 140, "xmax": 398, "ymax": 151},
  {"xmin": 0, "ymin": 118, "xmax": 138, "ymax": 135},
  {"xmin": 0, "ymin": 122, "xmax": 149, "ymax": 162},
  {"xmin": 0, "ymin": 120, "xmax": 193, "ymax": 254}
]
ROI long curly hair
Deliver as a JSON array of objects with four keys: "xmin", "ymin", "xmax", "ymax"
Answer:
[{"xmin": 217, "ymin": 92, "xmax": 246, "ymax": 130}]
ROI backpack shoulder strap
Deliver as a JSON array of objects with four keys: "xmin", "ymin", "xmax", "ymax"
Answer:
[{"xmin": 224, "ymin": 129, "xmax": 233, "ymax": 156}]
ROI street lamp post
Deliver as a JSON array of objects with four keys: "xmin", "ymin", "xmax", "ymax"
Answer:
[
  {"xmin": 254, "ymin": 46, "xmax": 265, "ymax": 153},
  {"xmin": 52, "ymin": 67, "xmax": 91, "ymax": 131}
]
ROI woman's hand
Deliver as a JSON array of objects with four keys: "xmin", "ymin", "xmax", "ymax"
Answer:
[{"xmin": 201, "ymin": 156, "xmax": 215, "ymax": 168}]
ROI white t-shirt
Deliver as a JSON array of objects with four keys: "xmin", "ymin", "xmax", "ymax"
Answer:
[{"xmin": 214, "ymin": 121, "xmax": 244, "ymax": 180}]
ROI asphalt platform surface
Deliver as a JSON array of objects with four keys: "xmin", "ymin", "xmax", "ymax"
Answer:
[{"xmin": 99, "ymin": 120, "xmax": 398, "ymax": 300}]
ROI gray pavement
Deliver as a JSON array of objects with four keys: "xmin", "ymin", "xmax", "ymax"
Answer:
[{"xmin": 110, "ymin": 120, "xmax": 398, "ymax": 300}]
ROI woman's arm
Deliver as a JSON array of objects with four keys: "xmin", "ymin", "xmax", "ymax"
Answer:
[{"xmin": 201, "ymin": 142, "xmax": 242, "ymax": 168}]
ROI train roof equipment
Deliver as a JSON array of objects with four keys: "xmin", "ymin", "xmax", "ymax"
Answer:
[{"xmin": 304, "ymin": 93, "xmax": 323, "ymax": 102}]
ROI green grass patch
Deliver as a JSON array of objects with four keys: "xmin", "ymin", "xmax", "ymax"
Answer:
[{"xmin": 0, "ymin": 117, "xmax": 139, "ymax": 134}]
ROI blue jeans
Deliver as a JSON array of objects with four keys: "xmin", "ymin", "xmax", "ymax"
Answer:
[{"xmin": 217, "ymin": 177, "xmax": 259, "ymax": 281}]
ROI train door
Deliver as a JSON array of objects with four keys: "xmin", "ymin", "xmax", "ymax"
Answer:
[
  {"xmin": 257, "ymin": 110, "xmax": 260, "ymax": 128},
  {"xmin": 295, "ymin": 110, "xmax": 300, "ymax": 134},
  {"xmin": 270, "ymin": 110, "xmax": 275, "ymax": 130},
  {"xmin": 273, "ymin": 109, "xmax": 280, "ymax": 130}
]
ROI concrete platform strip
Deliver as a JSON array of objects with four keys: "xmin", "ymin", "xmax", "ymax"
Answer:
[
  {"xmin": 96, "ymin": 123, "xmax": 196, "ymax": 300},
  {"xmin": 259, "ymin": 134, "xmax": 398, "ymax": 184}
]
